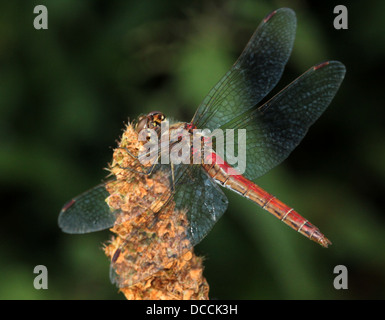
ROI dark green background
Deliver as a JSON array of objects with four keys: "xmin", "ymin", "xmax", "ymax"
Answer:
[{"xmin": 1, "ymin": 0, "xmax": 385, "ymax": 299}]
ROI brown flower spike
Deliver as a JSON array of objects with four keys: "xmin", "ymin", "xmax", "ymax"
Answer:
[{"xmin": 103, "ymin": 122, "xmax": 209, "ymax": 300}]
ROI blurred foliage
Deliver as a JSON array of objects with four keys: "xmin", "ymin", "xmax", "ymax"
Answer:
[{"xmin": 1, "ymin": 0, "xmax": 385, "ymax": 299}]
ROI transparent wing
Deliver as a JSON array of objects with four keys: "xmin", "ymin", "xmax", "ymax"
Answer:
[
  {"xmin": 109, "ymin": 164, "xmax": 228, "ymax": 287},
  {"xmin": 193, "ymin": 8, "xmax": 296, "ymax": 130},
  {"xmin": 172, "ymin": 164, "xmax": 229, "ymax": 246},
  {"xmin": 58, "ymin": 183, "xmax": 117, "ymax": 234},
  {"xmin": 219, "ymin": 61, "xmax": 346, "ymax": 181}
]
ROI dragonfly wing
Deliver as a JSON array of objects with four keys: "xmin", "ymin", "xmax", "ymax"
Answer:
[
  {"xmin": 172, "ymin": 165, "xmax": 229, "ymax": 246},
  {"xmin": 109, "ymin": 164, "xmax": 228, "ymax": 287},
  {"xmin": 193, "ymin": 8, "xmax": 296, "ymax": 130},
  {"xmin": 58, "ymin": 183, "xmax": 117, "ymax": 234},
  {"xmin": 220, "ymin": 61, "xmax": 346, "ymax": 181}
]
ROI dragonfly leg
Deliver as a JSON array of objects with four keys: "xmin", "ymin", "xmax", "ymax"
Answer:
[
  {"xmin": 116, "ymin": 146, "xmax": 157, "ymax": 163},
  {"xmin": 170, "ymin": 162, "xmax": 176, "ymax": 193},
  {"xmin": 114, "ymin": 147, "xmax": 160, "ymax": 176}
]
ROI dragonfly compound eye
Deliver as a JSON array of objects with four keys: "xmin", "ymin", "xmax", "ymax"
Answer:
[
  {"xmin": 150, "ymin": 112, "xmax": 166, "ymax": 126},
  {"xmin": 135, "ymin": 116, "xmax": 148, "ymax": 132}
]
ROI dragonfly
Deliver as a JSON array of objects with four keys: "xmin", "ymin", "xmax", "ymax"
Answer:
[{"xmin": 59, "ymin": 8, "xmax": 345, "ymax": 287}]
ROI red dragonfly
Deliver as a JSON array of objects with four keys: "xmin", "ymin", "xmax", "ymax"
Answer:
[{"xmin": 59, "ymin": 8, "xmax": 345, "ymax": 285}]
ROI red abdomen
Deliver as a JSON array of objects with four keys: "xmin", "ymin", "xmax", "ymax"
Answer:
[{"xmin": 202, "ymin": 152, "xmax": 331, "ymax": 247}]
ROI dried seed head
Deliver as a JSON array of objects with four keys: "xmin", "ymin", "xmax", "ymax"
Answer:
[{"xmin": 104, "ymin": 121, "xmax": 209, "ymax": 300}]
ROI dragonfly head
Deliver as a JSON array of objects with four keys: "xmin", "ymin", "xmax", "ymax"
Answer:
[{"xmin": 135, "ymin": 111, "xmax": 166, "ymax": 133}]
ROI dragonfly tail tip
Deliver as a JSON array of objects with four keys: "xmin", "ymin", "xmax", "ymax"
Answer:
[{"xmin": 320, "ymin": 237, "xmax": 332, "ymax": 248}]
